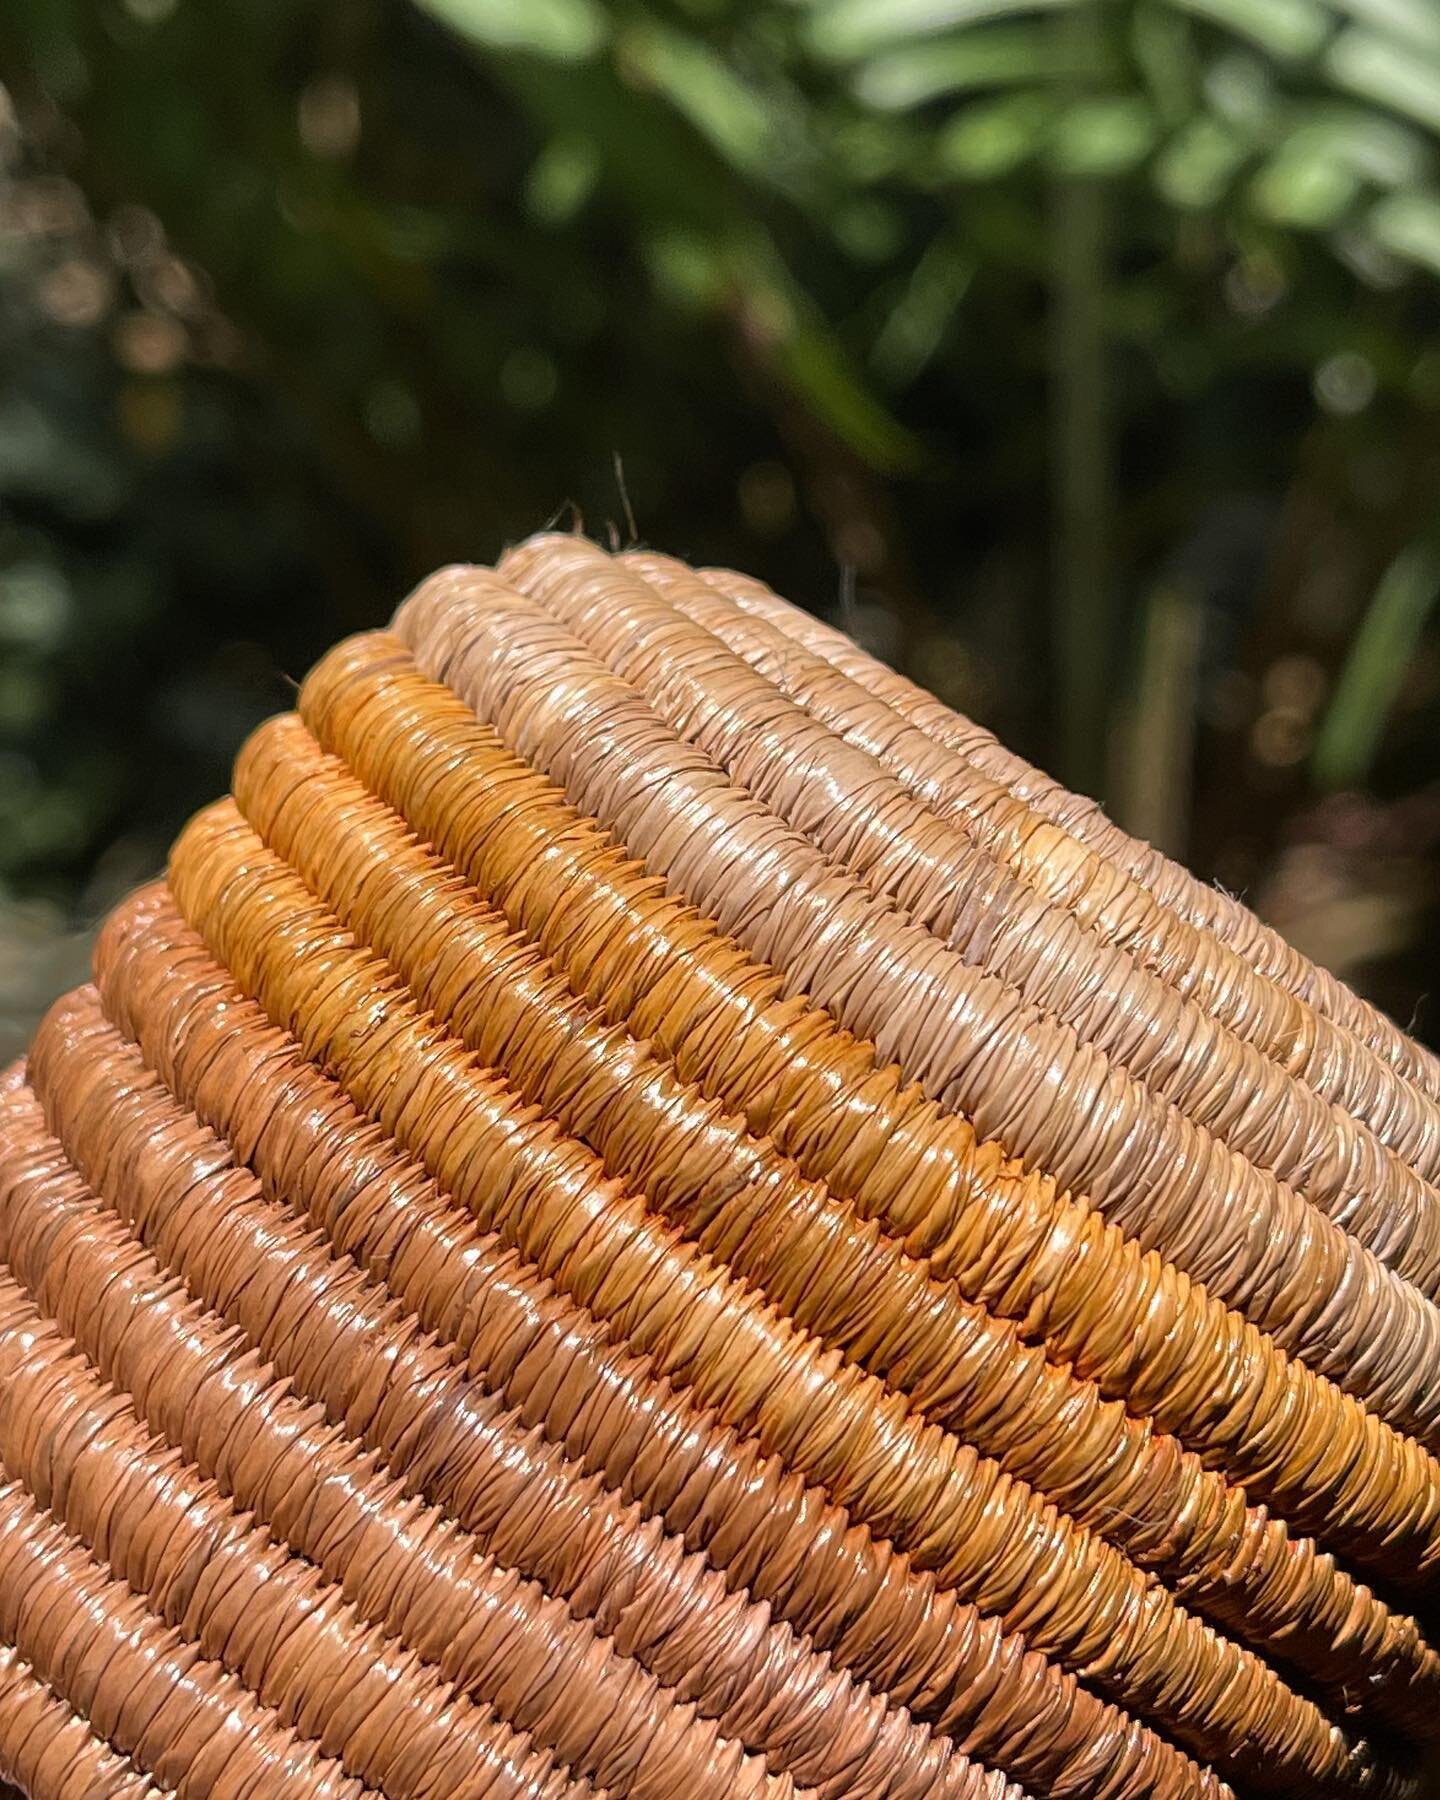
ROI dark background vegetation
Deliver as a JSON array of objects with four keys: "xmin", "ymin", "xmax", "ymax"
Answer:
[{"xmin": 4, "ymin": 0, "xmax": 1440, "ymax": 1063}]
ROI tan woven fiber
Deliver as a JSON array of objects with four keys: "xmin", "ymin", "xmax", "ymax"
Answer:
[
  {"xmin": 0, "ymin": 1646, "xmax": 166, "ymax": 1800},
  {"xmin": 1, "ymin": 536, "xmax": 1438, "ymax": 1800},
  {"xmin": 696, "ymin": 557, "xmax": 1440, "ymax": 1108},
  {"xmin": 494, "ymin": 539, "xmax": 1440, "ymax": 1300},
  {"xmin": 0, "ymin": 1280, "xmax": 801, "ymax": 1800},
  {"xmin": 222, "ymin": 706, "xmax": 1439, "ymax": 1737},
  {"xmin": 22, "ymin": 990, "xmax": 1013, "ymax": 1800},
  {"xmin": 89, "ymin": 892, "xmax": 1218, "ymax": 1800},
  {"xmin": 163, "ymin": 804, "xmax": 1368, "ymax": 1796},
  {"xmin": 407, "ymin": 552, "xmax": 1439, "ymax": 1442},
  {"xmin": 0, "ymin": 1476, "xmax": 384, "ymax": 1800},
  {"xmin": 625, "ymin": 548, "xmax": 1440, "ymax": 1207},
  {"xmin": 296, "ymin": 632, "xmax": 1440, "ymax": 1574}
]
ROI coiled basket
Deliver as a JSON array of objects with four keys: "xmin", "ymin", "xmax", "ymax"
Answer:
[{"xmin": 1, "ymin": 534, "xmax": 1439, "ymax": 1800}]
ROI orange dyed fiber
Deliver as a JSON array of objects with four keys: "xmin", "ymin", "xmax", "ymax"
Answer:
[{"xmin": 0, "ymin": 535, "xmax": 1436, "ymax": 1800}]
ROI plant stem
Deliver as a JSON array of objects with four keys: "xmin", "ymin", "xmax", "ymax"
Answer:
[
  {"xmin": 1051, "ymin": 0, "xmax": 1113, "ymax": 798},
  {"xmin": 1116, "ymin": 582, "xmax": 1203, "ymax": 854}
]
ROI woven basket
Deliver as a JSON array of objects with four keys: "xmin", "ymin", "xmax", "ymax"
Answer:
[{"xmin": 1, "ymin": 533, "xmax": 1437, "ymax": 1800}]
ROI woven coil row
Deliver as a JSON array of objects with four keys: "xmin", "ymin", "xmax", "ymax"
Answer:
[{"xmin": 0, "ymin": 533, "xmax": 1437, "ymax": 1800}]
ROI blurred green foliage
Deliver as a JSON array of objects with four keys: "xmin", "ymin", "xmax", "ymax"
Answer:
[{"xmin": 4, "ymin": 0, "xmax": 1440, "ymax": 1046}]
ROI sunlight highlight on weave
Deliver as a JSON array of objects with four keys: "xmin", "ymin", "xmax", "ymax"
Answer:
[{"xmin": 1, "ymin": 533, "xmax": 1438, "ymax": 1800}]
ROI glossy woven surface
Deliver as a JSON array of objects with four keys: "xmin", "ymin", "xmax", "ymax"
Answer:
[{"xmin": 1, "ymin": 535, "xmax": 1437, "ymax": 1800}]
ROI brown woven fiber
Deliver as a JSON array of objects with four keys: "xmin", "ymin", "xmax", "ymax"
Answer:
[{"xmin": 0, "ymin": 538, "xmax": 1437, "ymax": 1799}]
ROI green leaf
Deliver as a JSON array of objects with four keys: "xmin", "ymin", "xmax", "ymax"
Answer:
[
  {"xmin": 1132, "ymin": 3, "xmax": 1201, "ymax": 127},
  {"xmin": 641, "ymin": 219, "xmax": 924, "ymax": 471},
  {"xmin": 831, "ymin": 196, "xmax": 905, "ymax": 261},
  {"xmin": 1313, "ymin": 534, "xmax": 1440, "ymax": 788},
  {"xmin": 1248, "ymin": 116, "xmax": 1395, "ymax": 225},
  {"xmin": 1152, "ymin": 115, "xmax": 1249, "ymax": 206},
  {"xmin": 1331, "ymin": 0, "xmax": 1440, "ymax": 55},
  {"xmin": 821, "ymin": 112, "xmax": 918, "ymax": 183},
  {"xmin": 413, "ymin": 0, "xmax": 606, "ymax": 62},
  {"xmin": 869, "ymin": 230, "xmax": 974, "ymax": 385},
  {"xmin": 1368, "ymin": 187, "xmax": 1440, "ymax": 272},
  {"xmin": 936, "ymin": 91, "xmax": 1053, "ymax": 176},
  {"xmin": 1280, "ymin": 102, "xmax": 1426, "ymax": 185},
  {"xmin": 776, "ymin": 320, "xmax": 925, "ymax": 468},
  {"xmin": 496, "ymin": 55, "xmax": 751, "ymax": 228},
  {"xmin": 1251, "ymin": 143, "xmax": 1360, "ymax": 224},
  {"xmin": 1167, "ymin": 0, "xmax": 1330, "ymax": 60},
  {"xmin": 732, "ymin": 240, "xmax": 924, "ymax": 466},
  {"xmin": 619, "ymin": 23, "xmax": 779, "ymax": 179},
  {"xmin": 643, "ymin": 228, "xmax": 726, "ymax": 309},
  {"xmin": 807, "ymin": 0, "xmax": 1067, "ymax": 63},
  {"xmin": 1327, "ymin": 27, "xmax": 1440, "ymax": 134},
  {"xmin": 853, "ymin": 23, "xmax": 1099, "ymax": 110},
  {"xmin": 1203, "ymin": 50, "xmax": 1275, "ymax": 127},
  {"xmin": 525, "ymin": 133, "xmax": 600, "ymax": 224},
  {"xmin": 1050, "ymin": 96, "xmax": 1156, "ymax": 173}
]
